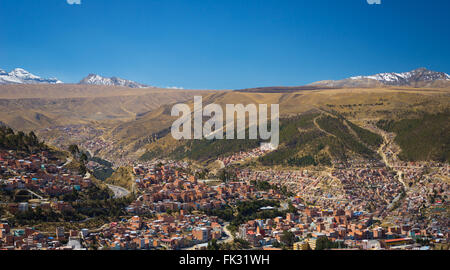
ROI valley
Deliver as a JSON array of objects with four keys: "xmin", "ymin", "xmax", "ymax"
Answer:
[{"xmin": 0, "ymin": 70, "xmax": 449, "ymax": 250}]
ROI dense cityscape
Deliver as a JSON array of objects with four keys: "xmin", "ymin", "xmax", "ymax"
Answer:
[
  {"xmin": 1, "ymin": 125, "xmax": 448, "ymax": 250},
  {"xmin": 0, "ymin": 0, "xmax": 449, "ymax": 255}
]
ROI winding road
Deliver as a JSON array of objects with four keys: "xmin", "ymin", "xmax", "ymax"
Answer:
[
  {"xmin": 221, "ymin": 222, "xmax": 234, "ymax": 244},
  {"xmin": 182, "ymin": 222, "xmax": 234, "ymax": 250},
  {"xmin": 363, "ymin": 123, "xmax": 408, "ymax": 210}
]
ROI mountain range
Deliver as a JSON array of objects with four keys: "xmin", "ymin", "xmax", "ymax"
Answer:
[
  {"xmin": 310, "ymin": 68, "xmax": 450, "ymax": 88},
  {"xmin": 0, "ymin": 68, "xmax": 62, "ymax": 85},
  {"xmin": 2, "ymin": 66, "xmax": 450, "ymax": 90},
  {"xmin": 1, "ymin": 66, "xmax": 450, "ymax": 89},
  {"xmin": 0, "ymin": 67, "xmax": 150, "ymax": 88},
  {"xmin": 79, "ymin": 74, "xmax": 150, "ymax": 88}
]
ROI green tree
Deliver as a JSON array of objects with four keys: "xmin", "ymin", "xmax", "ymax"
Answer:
[
  {"xmin": 207, "ymin": 239, "xmax": 220, "ymax": 250},
  {"xmin": 68, "ymin": 144, "xmax": 80, "ymax": 156},
  {"xmin": 80, "ymin": 152, "xmax": 88, "ymax": 163},
  {"xmin": 315, "ymin": 236, "xmax": 340, "ymax": 250},
  {"xmin": 280, "ymin": 230, "xmax": 296, "ymax": 247}
]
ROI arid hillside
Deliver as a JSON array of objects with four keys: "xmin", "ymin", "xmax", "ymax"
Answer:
[
  {"xmin": 0, "ymin": 84, "xmax": 214, "ymax": 130},
  {"xmin": 0, "ymin": 83, "xmax": 448, "ymax": 165},
  {"xmin": 102, "ymin": 87, "xmax": 450, "ymax": 163}
]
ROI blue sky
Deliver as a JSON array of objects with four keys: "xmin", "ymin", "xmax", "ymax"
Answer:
[{"xmin": 0, "ymin": 0, "xmax": 449, "ymax": 89}]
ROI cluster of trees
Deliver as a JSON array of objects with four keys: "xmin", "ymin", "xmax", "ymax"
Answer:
[
  {"xmin": 207, "ymin": 232, "xmax": 345, "ymax": 251},
  {"xmin": 92, "ymin": 167, "xmax": 115, "ymax": 181},
  {"xmin": 139, "ymin": 147, "xmax": 164, "ymax": 161},
  {"xmin": 269, "ymin": 231, "xmax": 298, "ymax": 249},
  {"xmin": 171, "ymin": 135, "xmax": 261, "ymax": 162},
  {"xmin": 316, "ymin": 116, "xmax": 377, "ymax": 159},
  {"xmin": 415, "ymin": 237, "xmax": 431, "ymax": 246},
  {"xmin": 207, "ymin": 200, "xmax": 284, "ymax": 233},
  {"xmin": 141, "ymin": 115, "xmax": 317, "ymax": 163},
  {"xmin": 139, "ymin": 112, "xmax": 382, "ymax": 167},
  {"xmin": 205, "ymin": 207, "xmax": 234, "ymax": 223},
  {"xmin": 0, "ymin": 126, "xmax": 45, "ymax": 152},
  {"xmin": 259, "ymin": 146, "xmax": 297, "ymax": 166},
  {"xmin": 68, "ymin": 144, "xmax": 88, "ymax": 175},
  {"xmin": 69, "ymin": 147, "xmax": 115, "ymax": 181},
  {"xmin": 251, "ymin": 180, "xmax": 272, "ymax": 191},
  {"xmin": 346, "ymin": 120, "xmax": 383, "ymax": 148},
  {"xmin": 279, "ymin": 230, "xmax": 296, "ymax": 248},
  {"xmin": 236, "ymin": 200, "xmax": 280, "ymax": 216},
  {"xmin": 259, "ymin": 115, "xmax": 332, "ymax": 166},
  {"xmin": 71, "ymin": 195, "xmax": 135, "ymax": 219},
  {"xmin": 90, "ymin": 157, "xmax": 112, "ymax": 167},
  {"xmin": 315, "ymin": 236, "xmax": 346, "ymax": 250},
  {"xmin": 258, "ymin": 115, "xmax": 325, "ymax": 166},
  {"xmin": 11, "ymin": 194, "xmax": 136, "ymax": 227},
  {"xmin": 60, "ymin": 185, "xmax": 111, "ymax": 202},
  {"xmin": 10, "ymin": 207, "xmax": 84, "ymax": 226},
  {"xmin": 69, "ymin": 145, "xmax": 117, "ymax": 181},
  {"xmin": 287, "ymin": 155, "xmax": 317, "ymax": 167},
  {"xmin": 328, "ymin": 103, "xmax": 385, "ymax": 108},
  {"xmin": 89, "ymin": 157, "xmax": 115, "ymax": 181},
  {"xmin": 377, "ymin": 112, "xmax": 450, "ymax": 162},
  {"xmin": 217, "ymin": 168, "xmax": 237, "ymax": 182},
  {"xmin": 195, "ymin": 168, "xmax": 210, "ymax": 180},
  {"xmin": 138, "ymin": 112, "xmax": 386, "ymax": 167},
  {"xmin": 250, "ymin": 180, "xmax": 293, "ymax": 197},
  {"xmin": 7, "ymin": 184, "xmax": 124, "ymax": 225},
  {"xmin": 207, "ymin": 238, "xmax": 251, "ymax": 250}
]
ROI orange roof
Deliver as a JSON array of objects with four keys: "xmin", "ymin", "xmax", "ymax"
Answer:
[{"xmin": 385, "ymin": 238, "xmax": 410, "ymax": 243}]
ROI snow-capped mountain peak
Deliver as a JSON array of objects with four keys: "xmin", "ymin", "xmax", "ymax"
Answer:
[
  {"xmin": 350, "ymin": 68, "xmax": 450, "ymax": 85},
  {"xmin": 0, "ymin": 67, "xmax": 63, "ymax": 85},
  {"xmin": 10, "ymin": 68, "xmax": 40, "ymax": 79},
  {"xmin": 79, "ymin": 74, "xmax": 149, "ymax": 88},
  {"xmin": 82, "ymin": 74, "xmax": 108, "ymax": 85},
  {"xmin": 311, "ymin": 67, "xmax": 450, "ymax": 88}
]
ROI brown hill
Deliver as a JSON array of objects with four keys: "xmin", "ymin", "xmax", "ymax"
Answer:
[
  {"xmin": 0, "ymin": 84, "xmax": 214, "ymax": 131},
  {"xmin": 102, "ymin": 87, "xmax": 450, "ymax": 161}
]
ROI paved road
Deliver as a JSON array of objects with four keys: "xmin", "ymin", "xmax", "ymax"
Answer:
[
  {"xmin": 220, "ymin": 222, "xmax": 234, "ymax": 244},
  {"xmin": 63, "ymin": 157, "xmax": 73, "ymax": 167},
  {"xmin": 107, "ymin": 184, "xmax": 130, "ymax": 199},
  {"xmin": 182, "ymin": 222, "xmax": 233, "ymax": 250},
  {"xmin": 25, "ymin": 189, "xmax": 44, "ymax": 200}
]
